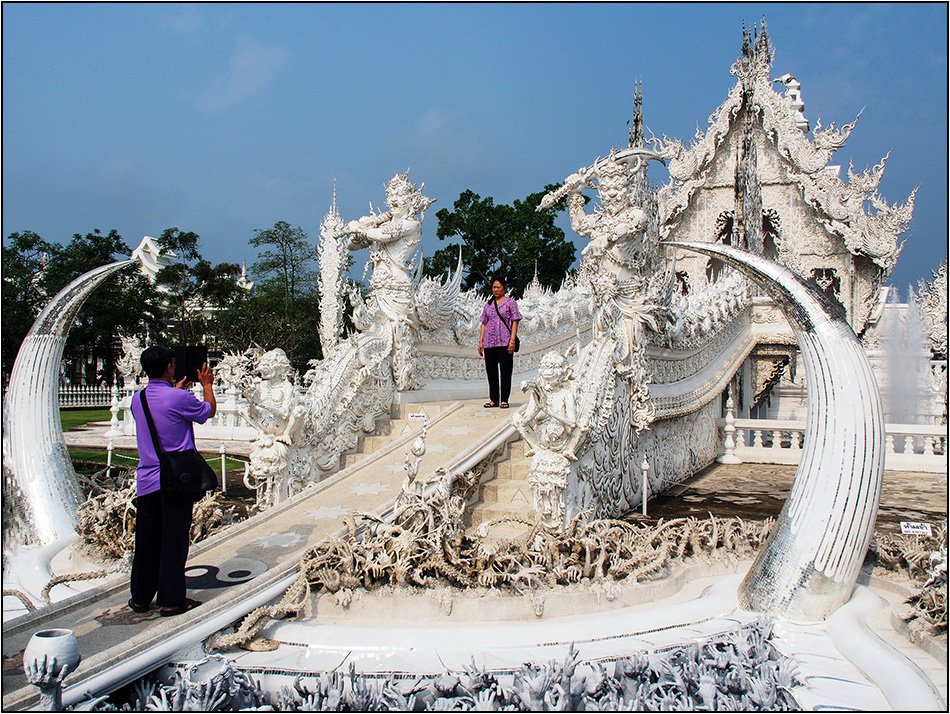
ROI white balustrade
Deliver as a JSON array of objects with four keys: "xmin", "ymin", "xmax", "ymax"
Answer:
[
  {"xmin": 117, "ymin": 386, "xmax": 258, "ymax": 441},
  {"xmin": 58, "ymin": 384, "xmax": 114, "ymax": 408},
  {"xmin": 720, "ymin": 417, "xmax": 947, "ymax": 472}
]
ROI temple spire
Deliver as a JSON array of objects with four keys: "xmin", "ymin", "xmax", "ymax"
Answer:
[{"xmin": 628, "ymin": 78, "xmax": 644, "ymax": 149}]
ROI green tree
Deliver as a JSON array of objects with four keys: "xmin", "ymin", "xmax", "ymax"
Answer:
[
  {"xmin": 424, "ymin": 186, "xmax": 576, "ymax": 297},
  {"xmin": 208, "ymin": 222, "xmax": 323, "ymax": 364},
  {"xmin": 154, "ymin": 228, "xmax": 249, "ymax": 350},
  {"xmin": 2, "ymin": 231, "xmax": 58, "ymax": 378},
  {"xmin": 193, "ymin": 261, "xmax": 248, "ymax": 352},
  {"xmin": 249, "ymin": 221, "xmax": 317, "ymax": 322},
  {"xmin": 154, "ymin": 227, "xmax": 206, "ymax": 346},
  {"xmin": 40, "ymin": 229, "xmax": 164, "ymax": 385},
  {"xmin": 212, "ymin": 288, "xmax": 322, "ymax": 364}
]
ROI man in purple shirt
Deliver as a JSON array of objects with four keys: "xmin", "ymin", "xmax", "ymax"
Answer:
[{"xmin": 129, "ymin": 345, "xmax": 216, "ymax": 616}]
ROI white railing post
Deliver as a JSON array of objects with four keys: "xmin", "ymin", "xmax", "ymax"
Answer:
[
  {"xmin": 219, "ymin": 442, "xmax": 227, "ymax": 494},
  {"xmin": 641, "ymin": 454, "xmax": 650, "ymax": 516},
  {"xmin": 902, "ymin": 434, "xmax": 914, "ymax": 455},
  {"xmin": 104, "ymin": 385, "xmax": 123, "ymax": 437},
  {"xmin": 718, "ymin": 394, "xmax": 742, "ymax": 464}
]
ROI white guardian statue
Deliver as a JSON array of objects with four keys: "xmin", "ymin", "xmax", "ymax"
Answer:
[{"xmin": 343, "ymin": 171, "xmax": 435, "ymax": 391}]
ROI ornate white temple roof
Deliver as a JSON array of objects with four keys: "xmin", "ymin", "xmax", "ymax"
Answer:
[
  {"xmin": 130, "ymin": 235, "xmax": 175, "ymax": 280},
  {"xmin": 656, "ymin": 22, "xmax": 914, "ymax": 275},
  {"xmin": 129, "ymin": 235, "xmax": 253, "ymax": 291}
]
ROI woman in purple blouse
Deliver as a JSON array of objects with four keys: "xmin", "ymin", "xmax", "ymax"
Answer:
[{"xmin": 478, "ymin": 277, "xmax": 522, "ymax": 408}]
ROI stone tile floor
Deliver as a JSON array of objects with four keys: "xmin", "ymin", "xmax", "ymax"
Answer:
[{"xmin": 648, "ymin": 462, "xmax": 947, "ymax": 535}]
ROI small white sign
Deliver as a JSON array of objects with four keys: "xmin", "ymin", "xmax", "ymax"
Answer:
[
  {"xmin": 408, "ymin": 412, "xmax": 427, "ymax": 422},
  {"xmin": 900, "ymin": 522, "xmax": 932, "ymax": 536}
]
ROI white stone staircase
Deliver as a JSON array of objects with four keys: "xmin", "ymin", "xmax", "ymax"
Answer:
[
  {"xmin": 341, "ymin": 403, "xmax": 446, "ymax": 469},
  {"xmin": 465, "ymin": 439, "xmax": 537, "ymax": 538}
]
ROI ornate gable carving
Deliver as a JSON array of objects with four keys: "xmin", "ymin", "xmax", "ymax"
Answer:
[{"xmin": 655, "ymin": 21, "xmax": 914, "ymax": 276}]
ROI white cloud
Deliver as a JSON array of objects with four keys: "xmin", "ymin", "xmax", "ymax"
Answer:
[
  {"xmin": 157, "ymin": 5, "xmax": 206, "ymax": 40},
  {"xmin": 402, "ymin": 107, "xmax": 488, "ymax": 168},
  {"xmin": 199, "ymin": 34, "xmax": 289, "ymax": 112}
]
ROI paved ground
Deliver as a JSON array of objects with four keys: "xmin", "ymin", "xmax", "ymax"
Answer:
[
  {"xmin": 63, "ymin": 424, "xmax": 255, "ymax": 457},
  {"xmin": 648, "ymin": 462, "xmax": 948, "ymax": 535}
]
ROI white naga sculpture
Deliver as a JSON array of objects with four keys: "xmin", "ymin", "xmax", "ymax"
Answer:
[{"xmin": 343, "ymin": 171, "xmax": 435, "ymax": 391}]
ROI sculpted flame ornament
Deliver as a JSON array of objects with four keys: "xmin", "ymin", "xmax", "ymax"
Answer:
[
  {"xmin": 317, "ymin": 186, "xmax": 348, "ymax": 355},
  {"xmin": 915, "ymin": 258, "xmax": 948, "ymax": 360},
  {"xmin": 675, "ymin": 241, "xmax": 885, "ymax": 621}
]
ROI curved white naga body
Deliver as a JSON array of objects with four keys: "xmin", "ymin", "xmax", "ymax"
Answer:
[
  {"xmin": 3, "ymin": 260, "xmax": 134, "ymax": 546},
  {"xmin": 674, "ymin": 242, "xmax": 884, "ymax": 621}
]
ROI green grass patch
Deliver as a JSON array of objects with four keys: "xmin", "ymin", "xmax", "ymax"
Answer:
[
  {"xmin": 60, "ymin": 408, "xmax": 112, "ymax": 431},
  {"xmin": 67, "ymin": 448, "xmax": 245, "ymax": 475}
]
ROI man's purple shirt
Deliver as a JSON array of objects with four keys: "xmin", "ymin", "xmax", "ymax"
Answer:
[
  {"xmin": 480, "ymin": 298, "xmax": 523, "ymax": 349},
  {"xmin": 131, "ymin": 380, "xmax": 212, "ymax": 496}
]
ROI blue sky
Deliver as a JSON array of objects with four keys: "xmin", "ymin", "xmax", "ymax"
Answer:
[{"xmin": 3, "ymin": 3, "xmax": 946, "ymax": 294}]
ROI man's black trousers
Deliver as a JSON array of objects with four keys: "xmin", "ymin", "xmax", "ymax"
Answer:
[{"xmin": 130, "ymin": 489, "xmax": 194, "ymax": 608}]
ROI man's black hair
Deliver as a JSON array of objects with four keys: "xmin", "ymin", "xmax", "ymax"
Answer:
[{"xmin": 140, "ymin": 345, "xmax": 175, "ymax": 379}]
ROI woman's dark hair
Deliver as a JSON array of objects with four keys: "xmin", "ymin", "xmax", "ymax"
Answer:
[
  {"xmin": 487, "ymin": 276, "xmax": 509, "ymax": 303},
  {"xmin": 140, "ymin": 345, "xmax": 175, "ymax": 379}
]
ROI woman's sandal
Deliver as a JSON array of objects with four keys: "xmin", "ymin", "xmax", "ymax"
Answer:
[
  {"xmin": 484, "ymin": 401, "xmax": 498, "ymax": 408},
  {"xmin": 128, "ymin": 598, "xmax": 150, "ymax": 613},
  {"xmin": 500, "ymin": 402, "xmax": 510, "ymax": 409},
  {"xmin": 161, "ymin": 598, "xmax": 201, "ymax": 617}
]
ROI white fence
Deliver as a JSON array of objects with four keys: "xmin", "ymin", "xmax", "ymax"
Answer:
[
  {"xmin": 58, "ymin": 385, "xmax": 115, "ymax": 408},
  {"xmin": 720, "ymin": 417, "xmax": 948, "ymax": 473},
  {"xmin": 117, "ymin": 385, "xmax": 257, "ymax": 441}
]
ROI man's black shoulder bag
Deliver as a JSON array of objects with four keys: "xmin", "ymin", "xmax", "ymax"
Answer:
[{"xmin": 140, "ymin": 389, "xmax": 218, "ymax": 499}]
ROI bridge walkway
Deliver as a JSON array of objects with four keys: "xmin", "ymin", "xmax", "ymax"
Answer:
[{"xmin": 2, "ymin": 398, "xmax": 520, "ymax": 711}]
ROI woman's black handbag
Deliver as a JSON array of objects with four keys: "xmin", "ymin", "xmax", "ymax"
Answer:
[
  {"xmin": 493, "ymin": 299, "xmax": 520, "ymax": 352},
  {"xmin": 140, "ymin": 389, "xmax": 218, "ymax": 498}
]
